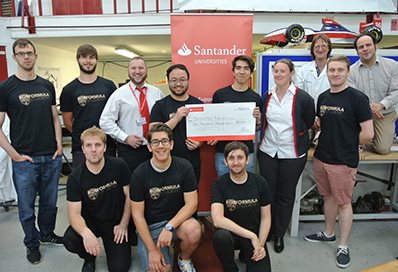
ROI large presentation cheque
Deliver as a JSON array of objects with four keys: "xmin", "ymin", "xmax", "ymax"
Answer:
[{"xmin": 186, "ymin": 102, "xmax": 256, "ymax": 141}]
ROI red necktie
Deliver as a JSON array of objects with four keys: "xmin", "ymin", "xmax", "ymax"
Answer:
[{"xmin": 137, "ymin": 87, "xmax": 150, "ymax": 138}]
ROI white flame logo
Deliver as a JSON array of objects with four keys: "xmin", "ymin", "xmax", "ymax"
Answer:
[{"xmin": 177, "ymin": 43, "xmax": 192, "ymax": 56}]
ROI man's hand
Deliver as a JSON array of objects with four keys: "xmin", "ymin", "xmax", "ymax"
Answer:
[
  {"xmin": 250, "ymin": 235, "xmax": 266, "ymax": 261},
  {"xmin": 207, "ymin": 140, "xmax": 218, "ymax": 146},
  {"xmin": 12, "ymin": 153, "xmax": 33, "ymax": 163},
  {"xmin": 174, "ymin": 106, "xmax": 189, "ymax": 122},
  {"xmin": 113, "ymin": 223, "xmax": 128, "ymax": 244},
  {"xmin": 156, "ymin": 228, "xmax": 173, "ymax": 248},
  {"xmin": 185, "ymin": 139, "xmax": 202, "ymax": 151},
  {"xmin": 370, "ymin": 102, "xmax": 384, "ymax": 119},
  {"xmin": 252, "ymin": 106, "xmax": 261, "ymax": 125},
  {"xmin": 82, "ymin": 230, "xmax": 101, "ymax": 256},
  {"xmin": 52, "ymin": 144, "xmax": 63, "ymax": 160},
  {"xmin": 126, "ymin": 135, "xmax": 144, "ymax": 149},
  {"xmin": 148, "ymin": 248, "xmax": 167, "ymax": 272}
]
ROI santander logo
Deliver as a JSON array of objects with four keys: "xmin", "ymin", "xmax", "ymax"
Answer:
[
  {"xmin": 177, "ymin": 43, "xmax": 192, "ymax": 56},
  {"xmin": 177, "ymin": 42, "xmax": 247, "ymax": 57}
]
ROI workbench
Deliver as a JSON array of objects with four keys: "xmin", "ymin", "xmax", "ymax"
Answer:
[{"xmin": 290, "ymin": 147, "xmax": 398, "ymax": 237}]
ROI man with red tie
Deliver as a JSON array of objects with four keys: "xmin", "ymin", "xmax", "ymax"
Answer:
[{"xmin": 100, "ymin": 56, "xmax": 164, "ymax": 173}]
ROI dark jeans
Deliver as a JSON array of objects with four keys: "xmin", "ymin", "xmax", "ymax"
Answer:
[
  {"xmin": 257, "ymin": 150, "xmax": 307, "ymax": 238},
  {"xmin": 64, "ymin": 222, "xmax": 131, "ymax": 272},
  {"xmin": 72, "ymin": 146, "xmax": 116, "ymax": 168},
  {"xmin": 117, "ymin": 143, "xmax": 150, "ymax": 173},
  {"xmin": 213, "ymin": 229, "xmax": 271, "ymax": 272},
  {"xmin": 12, "ymin": 155, "xmax": 62, "ymax": 248}
]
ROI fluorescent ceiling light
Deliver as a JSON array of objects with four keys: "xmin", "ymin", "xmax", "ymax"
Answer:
[{"xmin": 114, "ymin": 47, "xmax": 138, "ymax": 58}]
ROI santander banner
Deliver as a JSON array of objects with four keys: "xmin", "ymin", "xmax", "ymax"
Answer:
[{"xmin": 171, "ymin": 14, "xmax": 253, "ymax": 212}]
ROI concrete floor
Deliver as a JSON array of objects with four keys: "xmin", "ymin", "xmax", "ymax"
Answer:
[{"xmin": 0, "ymin": 185, "xmax": 397, "ymax": 272}]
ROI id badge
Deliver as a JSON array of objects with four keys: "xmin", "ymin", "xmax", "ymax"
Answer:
[{"xmin": 136, "ymin": 117, "xmax": 147, "ymax": 126}]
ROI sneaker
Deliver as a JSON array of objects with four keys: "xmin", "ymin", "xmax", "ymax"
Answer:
[
  {"xmin": 81, "ymin": 259, "xmax": 96, "ymax": 272},
  {"xmin": 40, "ymin": 232, "xmax": 64, "ymax": 246},
  {"xmin": 336, "ymin": 247, "xmax": 351, "ymax": 268},
  {"xmin": 177, "ymin": 254, "xmax": 196, "ymax": 272},
  {"xmin": 26, "ymin": 247, "xmax": 41, "ymax": 264},
  {"xmin": 304, "ymin": 231, "xmax": 336, "ymax": 243}
]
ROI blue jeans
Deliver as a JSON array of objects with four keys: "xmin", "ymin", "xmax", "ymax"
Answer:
[
  {"xmin": 12, "ymin": 155, "xmax": 62, "ymax": 248},
  {"xmin": 137, "ymin": 220, "xmax": 177, "ymax": 271},
  {"xmin": 215, "ymin": 152, "xmax": 255, "ymax": 176}
]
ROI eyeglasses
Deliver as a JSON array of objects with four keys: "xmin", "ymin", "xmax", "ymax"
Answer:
[
  {"xmin": 169, "ymin": 78, "xmax": 188, "ymax": 84},
  {"xmin": 314, "ymin": 45, "xmax": 328, "ymax": 50},
  {"xmin": 14, "ymin": 51, "xmax": 35, "ymax": 58},
  {"xmin": 150, "ymin": 138, "xmax": 171, "ymax": 147}
]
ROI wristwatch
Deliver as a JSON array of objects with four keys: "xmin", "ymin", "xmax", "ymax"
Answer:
[{"xmin": 165, "ymin": 223, "xmax": 174, "ymax": 232}]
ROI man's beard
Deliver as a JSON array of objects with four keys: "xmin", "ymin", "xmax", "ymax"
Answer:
[{"xmin": 79, "ymin": 63, "xmax": 97, "ymax": 75}]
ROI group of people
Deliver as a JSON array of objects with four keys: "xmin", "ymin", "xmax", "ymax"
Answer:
[{"xmin": 0, "ymin": 33, "xmax": 396, "ymax": 272}]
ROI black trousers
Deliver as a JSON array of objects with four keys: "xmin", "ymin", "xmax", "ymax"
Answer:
[
  {"xmin": 63, "ymin": 221, "xmax": 131, "ymax": 272},
  {"xmin": 257, "ymin": 150, "xmax": 307, "ymax": 238},
  {"xmin": 213, "ymin": 229, "xmax": 271, "ymax": 272},
  {"xmin": 116, "ymin": 143, "xmax": 151, "ymax": 173}
]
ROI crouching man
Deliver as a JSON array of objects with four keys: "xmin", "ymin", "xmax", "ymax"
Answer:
[
  {"xmin": 64, "ymin": 127, "xmax": 132, "ymax": 272},
  {"xmin": 131, "ymin": 123, "xmax": 201, "ymax": 272},
  {"xmin": 211, "ymin": 141, "xmax": 272, "ymax": 272}
]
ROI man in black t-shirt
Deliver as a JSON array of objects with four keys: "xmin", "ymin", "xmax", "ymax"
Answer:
[
  {"xmin": 60, "ymin": 44, "xmax": 117, "ymax": 167},
  {"xmin": 211, "ymin": 141, "xmax": 272, "ymax": 272},
  {"xmin": 210, "ymin": 55, "xmax": 263, "ymax": 176},
  {"xmin": 150, "ymin": 64, "xmax": 203, "ymax": 180},
  {"xmin": 131, "ymin": 123, "xmax": 201, "ymax": 272},
  {"xmin": 64, "ymin": 127, "xmax": 132, "ymax": 272},
  {"xmin": 304, "ymin": 56, "xmax": 374, "ymax": 269},
  {"xmin": 0, "ymin": 39, "xmax": 63, "ymax": 264}
]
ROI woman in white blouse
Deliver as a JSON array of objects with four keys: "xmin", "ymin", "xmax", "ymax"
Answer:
[{"xmin": 257, "ymin": 59, "xmax": 315, "ymax": 254}]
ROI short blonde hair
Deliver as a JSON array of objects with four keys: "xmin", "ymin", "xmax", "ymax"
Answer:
[{"xmin": 80, "ymin": 126, "xmax": 106, "ymax": 145}]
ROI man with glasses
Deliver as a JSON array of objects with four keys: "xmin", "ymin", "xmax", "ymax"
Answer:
[
  {"xmin": 131, "ymin": 123, "xmax": 201, "ymax": 272},
  {"xmin": 0, "ymin": 38, "xmax": 63, "ymax": 264},
  {"xmin": 150, "ymin": 64, "xmax": 203, "ymax": 180},
  {"xmin": 296, "ymin": 34, "xmax": 332, "ymax": 107},
  {"xmin": 60, "ymin": 44, "xmax": 117, "ymax": 167}
]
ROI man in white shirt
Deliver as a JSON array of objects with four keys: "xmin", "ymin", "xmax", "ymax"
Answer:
[
  {"xmin": 100, "ymin": 56, "xmax": 164, "ymax": 173},
  {"xmin": 348, "ymin": 34, "xmax": 398, "ymax": 154}
]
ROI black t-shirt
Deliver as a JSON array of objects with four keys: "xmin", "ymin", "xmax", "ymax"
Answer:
[
  {"xmin": 150, "ymin": 95, "xmax": 203, "ymax": 179},
  {"xmin": 60, "ymin": 77, "xmax": 117, "ymax": 152},
  {"xmin": 67, "ymin": 156, "xmax": 131, "ymax": 222},
  {"xmin": 211, "ymin": 172, "xmax": 271, "ymax": 234},
  {"xmin": 212, "ymin": 86, "xmax": 263, "ymax": 153},
  {"xmin": 315, "ymin": 86, "xmax": 372, "ymax": 168},
  {"xmin": 0, "ymin": 75, "xmax": 57, "ymax": 156},
  {"xmin": 130, "ymin": 157, "xmax": 198, "ymax": 225}
]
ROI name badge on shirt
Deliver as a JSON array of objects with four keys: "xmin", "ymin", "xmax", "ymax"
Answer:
[{"xmin": 136, "ymin": 117, "xmax": 147, "ymax": 126}]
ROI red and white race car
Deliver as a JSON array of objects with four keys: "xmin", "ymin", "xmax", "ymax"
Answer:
[{"xmin": 260, "ymin": 18, "xmax": 383, "ymax": 47}]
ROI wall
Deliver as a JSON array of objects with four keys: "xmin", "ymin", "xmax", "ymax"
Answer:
[
  {"xmin": 97, "ymin": 58, "xmax": 171, "ymax": 95},
  {"xmin": 34, "ymin": 43, "xmax": 79, "ymax": 102}
]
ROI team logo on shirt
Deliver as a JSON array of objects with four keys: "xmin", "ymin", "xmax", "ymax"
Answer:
[
  {"xmin": 87, "ymin": 180, "xmax": 117, "ymax": 201},
  {"xmin": 225, "ymin": 198, "xmax": 259, "ymax": 212},
  {"xmin": 149, "ymin": 184, "xmax": 181, "ymax": 200},
  {"xmin": 18, "ymin": 93, "xmax": 50, "ymax": 106},
  {"xmin": 319, "ymin": 105, "xmax": 345, "ymax": 116},
  {"xmin": 77, "ymin": 94, "xmax": 106, "ymax": 107}
]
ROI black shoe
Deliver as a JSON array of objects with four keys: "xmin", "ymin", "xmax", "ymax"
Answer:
[
  {"xmin": 82, "ymin": 259, "xmax": 96, "ymax": 272},
  {"xmin": 40, "ymin": 232, "xmax": 64, "ymax": 246},
  {"xmin": 274, "ymin": 237, "xmax": 284, "ymax": 253},
  {"xmin": 26, "ymin": 247, "xmax": 41, "ymax": 264}
]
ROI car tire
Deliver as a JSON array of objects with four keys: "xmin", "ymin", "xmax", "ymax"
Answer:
[
  {"xmin": 285, "ymin": 24, "xmax": 305, "ymax": 43},
  {"xmin": 362, "ymin": 26, "xmax": 383, "ymax": 43}
]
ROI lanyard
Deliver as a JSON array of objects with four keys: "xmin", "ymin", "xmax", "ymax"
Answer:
[{"xmin": 129, "ymin": 82, "xmax": 147, "ymax": 113}]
